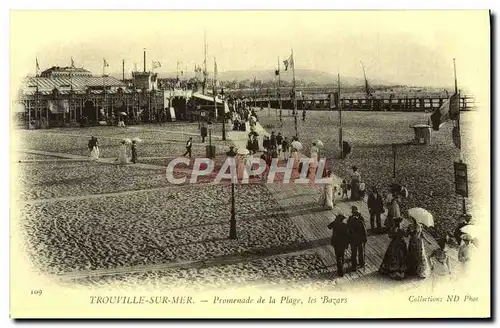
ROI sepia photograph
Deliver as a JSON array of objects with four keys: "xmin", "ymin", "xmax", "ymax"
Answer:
[{"xmin": 9, "ymin": 9, "xmax": 491, "ymax": 319}]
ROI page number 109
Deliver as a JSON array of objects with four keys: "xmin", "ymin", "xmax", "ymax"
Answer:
[{"xmin": 31, "ymin": 290, "xmax": 43, "ymax": 296}]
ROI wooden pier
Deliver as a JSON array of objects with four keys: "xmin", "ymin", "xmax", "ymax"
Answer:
[{"xmin": 238, "ymin": 95, "xmax": 475, "ymax": 112}]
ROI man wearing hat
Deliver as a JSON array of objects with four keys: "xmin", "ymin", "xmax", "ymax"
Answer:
[
  {"xmin": 347, "ymin": 205, "xmax": 367, "ymax": 270},
  {"xmin": 327, "ymin": 214, "xmax": 351, "ymax": 277},
  {"xmin": 454, "ymin": 214, "xmax": 473, "ymax": 246},
  {"xmin": 226, "ymin": 146, "xmax": 237, "ymax": 157}
]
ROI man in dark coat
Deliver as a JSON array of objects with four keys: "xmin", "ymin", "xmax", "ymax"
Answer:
[
  {"xmin": 367, "ymin": 186, "xmax": 384, "ymax": 231},
  {"xmin": 347, "ymin": 206, "xmax": 367, "ymax": 270},
  {"xmin": 327, "ymin": 214, "xmax": 351, "ymax": 277},
  {"xmin": 270, "ymin": 131, "xmax": 277, "ymax": 148}
]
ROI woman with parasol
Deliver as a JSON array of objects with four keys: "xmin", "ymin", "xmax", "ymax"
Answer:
[
  {"xmin": 458, "ymin": 232, "xmax": 476, "ymax": 274},
  {"xmin": 378, "ymin": 217, "xmax": 408, "ymax": 280},
  {"xmin": 406, "ymin": 208, "xmax": 433, "ymax": 279}
]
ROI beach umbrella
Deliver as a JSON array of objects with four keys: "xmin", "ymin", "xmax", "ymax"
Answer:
[
  {"xmin": 131, "ymin": 137, "xmax": 143, "ymax": 143},
  {"xmin": 408, "ymin": 207, "xmax": 434, "ymax": 227},
  {"xmin": 122, "ymin": 138, "xmax": 132, "ymax": 144},
  {"xmin": 119, "ymin": 112, "xmax": 127, "ymax": 116},
  {"xmin": 237, "ymin": 148, "xmax": 250, "ymax": 155},
  {"xmin": 460, "ymin": 224, "xmax": 478, "ymax": 239},
  {"xmin": 315, "ymin": 140, "xmax": 324, "ymax": 147},
  {"xmin": 291, "ymin": 141, "xmax": 303, "ymax": 150}
]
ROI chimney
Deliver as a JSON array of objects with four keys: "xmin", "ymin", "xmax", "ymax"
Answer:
[{"xmin": 143, "ymin": 48, "xmax": 146, "ymax": 73}]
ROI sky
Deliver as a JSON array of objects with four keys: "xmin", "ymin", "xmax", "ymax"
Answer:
[{"xmin": 11, "ymin": 10, "xmax": 489, "ymax": 94}]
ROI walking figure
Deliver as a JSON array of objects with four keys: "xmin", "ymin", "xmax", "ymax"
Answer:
[
  {"xmin": 131, "ymin": 140, "xmax": 138, "ymax": 164},
  {"xmin": 183, "ymin": 137, "xmax": 193, "ymax": 157},
  {"xmin": 347, "ymin": 206, "xmax": 367, "ymax": 270},
  {"xmin": 328, "ymin": 214, "xmax": 350, "ymax": 277}
]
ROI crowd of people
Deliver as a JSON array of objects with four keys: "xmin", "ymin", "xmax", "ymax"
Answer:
[{"xmin": 327, "ymin": 184, "xmax": 477, "ymax": 288}]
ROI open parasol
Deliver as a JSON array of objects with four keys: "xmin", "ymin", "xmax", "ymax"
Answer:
[
  {"xmin": 119, "ymin": 112, "xmax": 127, "ymax": 116},
  {"xmin": 460, "ymin": 224, "xmax": 478, "ymax": 239},
  {"xmin": 291, "ymin": 141, "xmax": 303, "ymax": 151},
  {"xmin": 315, "ymin": 140, "xmax": 324, "ymax": 147},
  {"xmin": 237, "ymin": 148, "xmax": 250, "ymax": 155},
  {"xmin": 408, "ymin": 207, "xmax": 434, "ymax": 227}
]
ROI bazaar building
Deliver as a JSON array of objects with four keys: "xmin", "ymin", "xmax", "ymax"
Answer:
[{"xmin": 15, "ymin": 66, "xmax": 165, "ymax": 128}]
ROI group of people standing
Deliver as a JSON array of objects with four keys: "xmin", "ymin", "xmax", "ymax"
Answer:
[{"xmin": 87, "ymin": 136, "xmax": 138, "ymax": 164}]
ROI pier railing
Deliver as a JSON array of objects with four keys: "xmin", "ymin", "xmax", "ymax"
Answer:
[{"xmin": 243, "ymin": 95, "xmax": 476, "ymax": 112}]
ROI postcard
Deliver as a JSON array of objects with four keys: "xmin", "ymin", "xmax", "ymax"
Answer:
[{"xmin": 10, "ymin": 10, "xmax": 491, "ymax": 319}]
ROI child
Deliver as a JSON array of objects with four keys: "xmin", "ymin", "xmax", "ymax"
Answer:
[{"xmin": 341, "ymin": 179, "xmax": 349, "ymax": 199}]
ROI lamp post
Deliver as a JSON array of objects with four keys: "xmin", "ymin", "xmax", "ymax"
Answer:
[
  {"xmin": 226, "ymin": 150, "xmax": 237, "ymax": 239},
  {"xmin": 221, "ymin": 88, "xmax": 226, "ymax": 141},
  {"xmin": 392, "ymin": 143, "xmax": 397, "ymax": 179}
]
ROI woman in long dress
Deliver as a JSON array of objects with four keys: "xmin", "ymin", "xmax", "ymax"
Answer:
[
  {"xmin": 429, "ymin": 239, "xmax": 452, "ymax": 291},
  {"xmin": 378, "ymin": 217, "xmax": 408, "ymax": 280},
  {"xmin": 349, "ymin": 166, "xmax": 361, "ymax": 200},
  {"xmin": 318, "ymin": 170, "xmax": 335, "ymax": 209},
  {"xmin": 117, "ymin": 141, "xmax": 129, "ymax": 164},
  {"xmin": 385, "ymin": 194, "xmax": 401, "ymax": 231},
  {"xmin": 236, "ymin": 154, "xmax": 246, "ymax": 181},
  {"xmin": 458, "ymin": 233, "xmax": 476, "ymax": 274},
  {"xmin": 406, "ymin": 217, "xmax": 431, "ymax": 278},
  {"xmin": 90, "ymin": 137, "xmax": 99, "ymax": 160},
  {"xmin": 290, "ymin": 148, "xmax": 301, "ymax": 180}
]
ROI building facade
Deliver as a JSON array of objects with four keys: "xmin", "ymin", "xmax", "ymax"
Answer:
[{"xmin": 15, "ymin": 66, "xmax": 166, "ymax": 128}]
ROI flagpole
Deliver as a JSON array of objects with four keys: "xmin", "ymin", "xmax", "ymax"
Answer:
[
  {"xmin": 277, "ymin": 56, "xmax": 282, "ymax": 123},
  {"xmin": 203, "ymin": 31, "xmax": 207, "ymax": 94},
  {"xmin": 454, "ymin": 58, "xmax": 462, "ymax": 161},
  {"xmin": 253, "ymin": 77, "xmax": 256, "ymax": 108},
  {"xmin": 338, "ymin": 72, "xmax": 343, "ymax": 159},
  {"xmin": 31, "ymin": 57, "xmax": 37, "ymax": 129},
  {"xmin": 214, "ymin": 57, "xmax": 218, "ymax": 121},
  {"xmin": 103, "ymin": 59, "xmax": 106, "ymax": 123},
  {"xmin": 292, "ymin": 48, "xmax": 297, "ymax": 138}
]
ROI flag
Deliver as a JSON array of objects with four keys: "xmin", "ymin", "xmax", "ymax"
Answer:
[
  {"xmin": 71, "ymin": 57, "xmax": 75, "ymax": 68},
  {"xmin": 452, "ymin": 126, "xmax": 461, "ymax": 149},
  {"xmin": 448, "ymin": 93, "xmax": 460, "ymax": 120},
  {"xmin": 103, "ymin": 59, "xmax": 109, "ymax": 67},
  {"xmin": 214, "ymin": 60, "xmax": 218, "ymax": 76},
  {"xmin": 283, "ymin": 53, "xmax": 294, "ymax": 71},
  {"xmin": 36, "ymin": 57, "xmax": 40, "ymax": 76},
  {"xmin": 430, "ymin": 93, "xmax": 459, "ymax": 131},
  {"xmin": 152, "ymin": 61, "xmax": 161, "ymax": 69},
  {"xmin": 275, "ymin": 69, "xmax": 279, "ymax": 76}
]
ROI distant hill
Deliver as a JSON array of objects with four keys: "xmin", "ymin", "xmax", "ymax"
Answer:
[{"xmin": 125, "ymin": 69, "xmax": 395, "ymax": 87}]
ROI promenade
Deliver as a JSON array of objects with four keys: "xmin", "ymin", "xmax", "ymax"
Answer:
[{"xmin": 228, "ymin": 121, "xmax": 460, "ymax": 289}]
